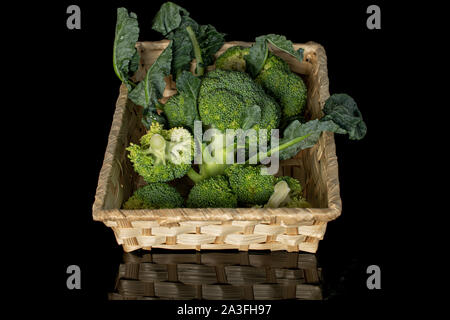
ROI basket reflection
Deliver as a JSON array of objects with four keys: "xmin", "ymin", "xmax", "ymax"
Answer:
[{"xmin": 109, "ymin": 250, "xmax": 322, "ymax": 300}]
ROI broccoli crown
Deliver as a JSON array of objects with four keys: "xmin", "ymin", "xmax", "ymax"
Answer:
[
  {"xmin": 127, "ymin": 122, "xmax": 193, "ymax": 183},
  {"xmin": 198, "ymin": 69, "xmax": 280, "ymax": 132},
  {"xmin": 123, "ymin": 183, "xmax": 184, "ymax": 209},
  {"xmin": 256, "ymin": 55, "xmax": 307, "ymax": 117},
  {"xmin": 225, "ymin": 164, "xmax": 275, "ymax": 205},
  {"xmin": 162, "ymin": 94, "xmax": 188, "ymax": 129},
  {"xmin": 215, "ymin": 46, "xmax": 250, "ymax": 72},
  {"xmin": 186, "ymin": 175, "xmax": 237, "ymax": 208}
]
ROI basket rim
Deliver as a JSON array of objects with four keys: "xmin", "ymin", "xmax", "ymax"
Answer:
[{"xmin": 92, "ymin": 40, "xmax": 342, "ymax": 224}]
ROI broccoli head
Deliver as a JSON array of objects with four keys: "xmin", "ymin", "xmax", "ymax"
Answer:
[
  {"xmin": 198, "ymin": 69, "xmax": 280, "ymax": 132},
  {"xmin": 127, "ymin": 122, "xmax": 193, "ymax": 183},
  {"xmin": 186, "ymin": 175, "xmax": 237, "ymax": 208},
  {"xmin": 123, "ymin": 183, "xmax": 184, "ymax": 209},
  {"xmin": 225, "ymin": 164, "xmax": 275, "ymax": 205},
  {"xmin": 255, "ymin": 54, "xmax": 307, "ymax": 118},
  {"xmin": 162, "ymin": 94, "xmax": 193, "ymax": 130},
  {"xmin": 215, "ymin": 46, "xmax": 250, "ymax": 72}
]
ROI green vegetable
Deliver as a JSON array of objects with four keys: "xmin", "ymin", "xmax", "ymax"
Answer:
[
  {"xmin": 187, "ymin": 176, "xmax": 237, "ymax": 208},
  {"xmin": 162, "ymin": 71, "xmax": 201, "ymax": 130},
  {"xmin": 245, "ymin": 34, "xmax": 303, "ymax": 77},
  {"xmin": 265, "ymin": 178, "xmax": 310, "ymax": 208},
  {"xmin": 151, "ymin": 2, "xmax": 225, "ymax": 78},
  {"xmin": 215, "ymin": 46, "xmax": 250, "ymax": 72},
  {"xmin": 225, "ymin": 165, "xmax": 275, "ymax": 205},
  {"xmin": 123, "ymin": 183, "xmax": 184, "ymax": 209},
  {"xmin": 255, "ymin": 54, "xmax": 307, "ymax": 117},
  {"xmin": 198, "ymin": 69, "xmax": 280, "ymax": 132},
  {"xmin": 113, "ymin": 8, "xmax": 140, "ymax": 90},
  {"xmin": 322, "ymin": 94, "xmax": 367, "ymax": 140},
  {"xmin": 126, "ymin": 122, "xmax": 193, "ymax": 183},
  {"xmin": 128, "ymin": 41, "xmax": 173, "ymax": 128}
]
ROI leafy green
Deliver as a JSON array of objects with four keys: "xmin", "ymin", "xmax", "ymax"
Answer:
[
  {"xmin": 151, "ymin": 2, "xmax": 225, "ymax": 78},
  {"xmin": 113, "ymin": 8, "xmax": 140, "ymax": 90},
  {"xmin": 128, "ymin": 41, "xmax": 172, "ymax": 108},
  {"xmin": 151, "ymin": 1, "xmax": 189, "ymax": 36},
  {"xmin": 163, "ymin": 70, "xmax": 201, "ymax": 130},
  {"xmin": 322, "ymin": 94, "xmax": 367, "ymax": 140},
  {"xmin": 245, "ymin": 34, "xmax": 303, "ymax": 77}
]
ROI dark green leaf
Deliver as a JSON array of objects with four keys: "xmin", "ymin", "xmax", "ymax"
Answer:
[
  {"xmin": 321, "ymin": 94, "xmax": 367, "ymax": 140},
  {"xmin": 278, "ymin": 119, "xmax": 344, "ymax": 160},
  {"xmin": 242, "ymin": 105, "xmax": 262, "ymax": 130},
  {"xmin": 196, "ymin": 24, "xmax": 225, "ymax": 67},
  {"xmin": 128, "ymin": 41, "xmax": 173, "ymax": 108},
  {"xmin": 151, "ymin": 2, "xmax": 189, "ymax": 36},
  {"xmin": 245, "ymin": 37, "xmax": 268, "ymax": 77},
  {"xmin": 265, "ymin": 34, "xmax": 302, "ymax": 60},
  {"xmin": 245, "ymin": 34, "xmax": 303, "ymax": 77},
  {"xmin": 129, "ymin": 49, "xmax": 140, "ymax": 74},
  {"xmin": 162, "ymin": 71, "xmax": 201, "ymax": 130},
  {"xmin": 142, "ymin": 108, "xmax": 167, "ymax": 129},
  {"xmin": 113, "ymin": 8, "xmax": 140, "ymax": 90}
]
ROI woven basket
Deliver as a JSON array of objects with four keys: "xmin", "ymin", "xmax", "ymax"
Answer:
[
  {"xmin": 93, "ymin": 40, "xmax": 341, "ymax": 253},
  {"xmin": 109, "ymin": 251, "xmax": 322, "ymax": 300}
]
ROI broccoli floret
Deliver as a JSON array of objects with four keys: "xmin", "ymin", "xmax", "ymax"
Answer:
[
  {"xmin": 198, "ymin": 69, "xmax": 280, "ymax": 132},
  {"xmin": 265, "ymin": 177, "xmax": 310, "ymax": 208},
  {"xmin": 225, "ymin": 164, "xmax": 275, "ymax": 205},
  {"xmin": 127, "ymin": 122, "xmax": 193, "ymax": 183},
  {"xmin": 186, "ymin": 175, "xmax": 237, "ymax": 208},
  {"xmin": 215, "ymin": 46, "xmax": 250, "ymax": 72},
  {"xmin": 256, "ymin": 55, "xmax": 307, "ymax": 117},
  {"xmin": 123, "ymin": 183, "xmax": 184, "ymax": 209},
  {"xmin": 162, "ymin": 94, "xmax": 191, "ymax": 129}
]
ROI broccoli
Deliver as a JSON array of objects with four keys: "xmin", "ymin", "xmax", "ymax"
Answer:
[
  {"xmin": 215, "ymin": 46, "xmax": 249, "ymax": 72},
  {"xmin": 255, "ymin": 54, "xmax": 307, "ymax": 117},
  {"xmin": 225, "ymin": 164, "xmax": 275, "ymax": 205},
  {"xmin": 123, "ymin": 183, "xmax": 184, "ymax": 209},
  {"xmin": 161, "ymin": 94, "xmax": 191, "ymax": 129},
  {"xmin": 126, "ymin": 122, "xmax": 193, "ymax": 183},
  {"xmin": 198, "ymin": 69, "xmax": 280, "ymax": 132},
  {"xmin": 265, "ymin": 177, "xmax": 310, "ymax": 208},
  {"xmin": 186, "ymin": 175, "xmax": 237, "ymax": 208}
]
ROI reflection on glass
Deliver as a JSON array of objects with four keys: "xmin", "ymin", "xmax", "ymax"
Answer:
[{"xmin": 109, "ymin": 250, "xmax": 322, "ymax": 300}]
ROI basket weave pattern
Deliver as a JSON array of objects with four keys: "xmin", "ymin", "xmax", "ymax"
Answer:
[
  {"xmin": 93, "ymin": 41, "xmax": 341, "ymax": 253},
  {"xmin": 109, "ymin": 252, "xmax": 322, "ymax": 300}
]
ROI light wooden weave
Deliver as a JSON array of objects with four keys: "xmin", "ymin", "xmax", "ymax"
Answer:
[{"xmin": 93, "ymin": 40, "xmax": 341, "ymax": 253}]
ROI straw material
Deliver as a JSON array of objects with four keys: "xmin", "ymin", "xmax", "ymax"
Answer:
[
  {"xmin": 93, "ymin": 40, "xmax": 341, "ymax": 253},
  {"xmin": 109, "ymin": 251, "xmax": 322, "ymax": 300}
]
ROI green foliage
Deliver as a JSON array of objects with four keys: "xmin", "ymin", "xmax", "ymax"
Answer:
[
  {"xmin": 322, "ymin": 94, "xmax": 367, "ymax": 140},
  {"xmin": 126, "ymin": 122, "xmax": 193, "ymax": 183},
  {"xmin": 187, "ymin": 176, "xmax": 237, "ymax": 208},
  {"xmin": 113, "ymin": 8, "xmax": 140, "ymax": 90},
  {"xmin": 151, "ymin": 2, "xmax": 225, "ymax": 78},
  {"xmin": 225, "ymin": 165, "xmax": 275, "ymax": 205},
  {"xmin": 245, "ymin": 34, "xmax": 303, "ymax": 77},
  {"xmin": 215, "ymin": 46, "xmax": 250, "ymax": 72},
  {"xmin": 128, "ymin": 41, "xmax": 173, "ymax": 129},
  {"xmin": 123, "ymin": 183, "xmax": 184, "ymax": 209},
  {"xmin": 163, "ymin": 71, "xmax": 201, "ymax": 130},
  {"xmin": 198, "ymin": 69, "xmax": 280, "ymax": 132}
]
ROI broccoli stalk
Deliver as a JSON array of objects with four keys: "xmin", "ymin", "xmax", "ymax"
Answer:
[
  {"xmin": 186, "ymin": 130, "xmax": 311, "ymax": 184},
  {"xmin": 186, "ymin": 25, "xmax": 204, "ymax": 76}
]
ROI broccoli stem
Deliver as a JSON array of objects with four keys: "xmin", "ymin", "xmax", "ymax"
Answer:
[
  {"xmin": 186, "ymin": 26, "xmax": 204, "ymax": 76},
  {"xmin": 246, "ymin": 133, "xmax": 312, "ymax": 164}
]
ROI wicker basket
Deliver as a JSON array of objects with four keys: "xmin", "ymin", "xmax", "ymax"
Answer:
[
  {"xmin": 109, "ymin": 251, "xmax": 322, "ymax": 300},
  {"xmin": 93, "ymin": 40, "xmax": 341, "ymax": 253}
]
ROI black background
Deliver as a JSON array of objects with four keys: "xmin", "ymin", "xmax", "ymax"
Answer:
[{"xmin": 22, "ymin": 0, "xmax": 418, "ymax": 313}]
